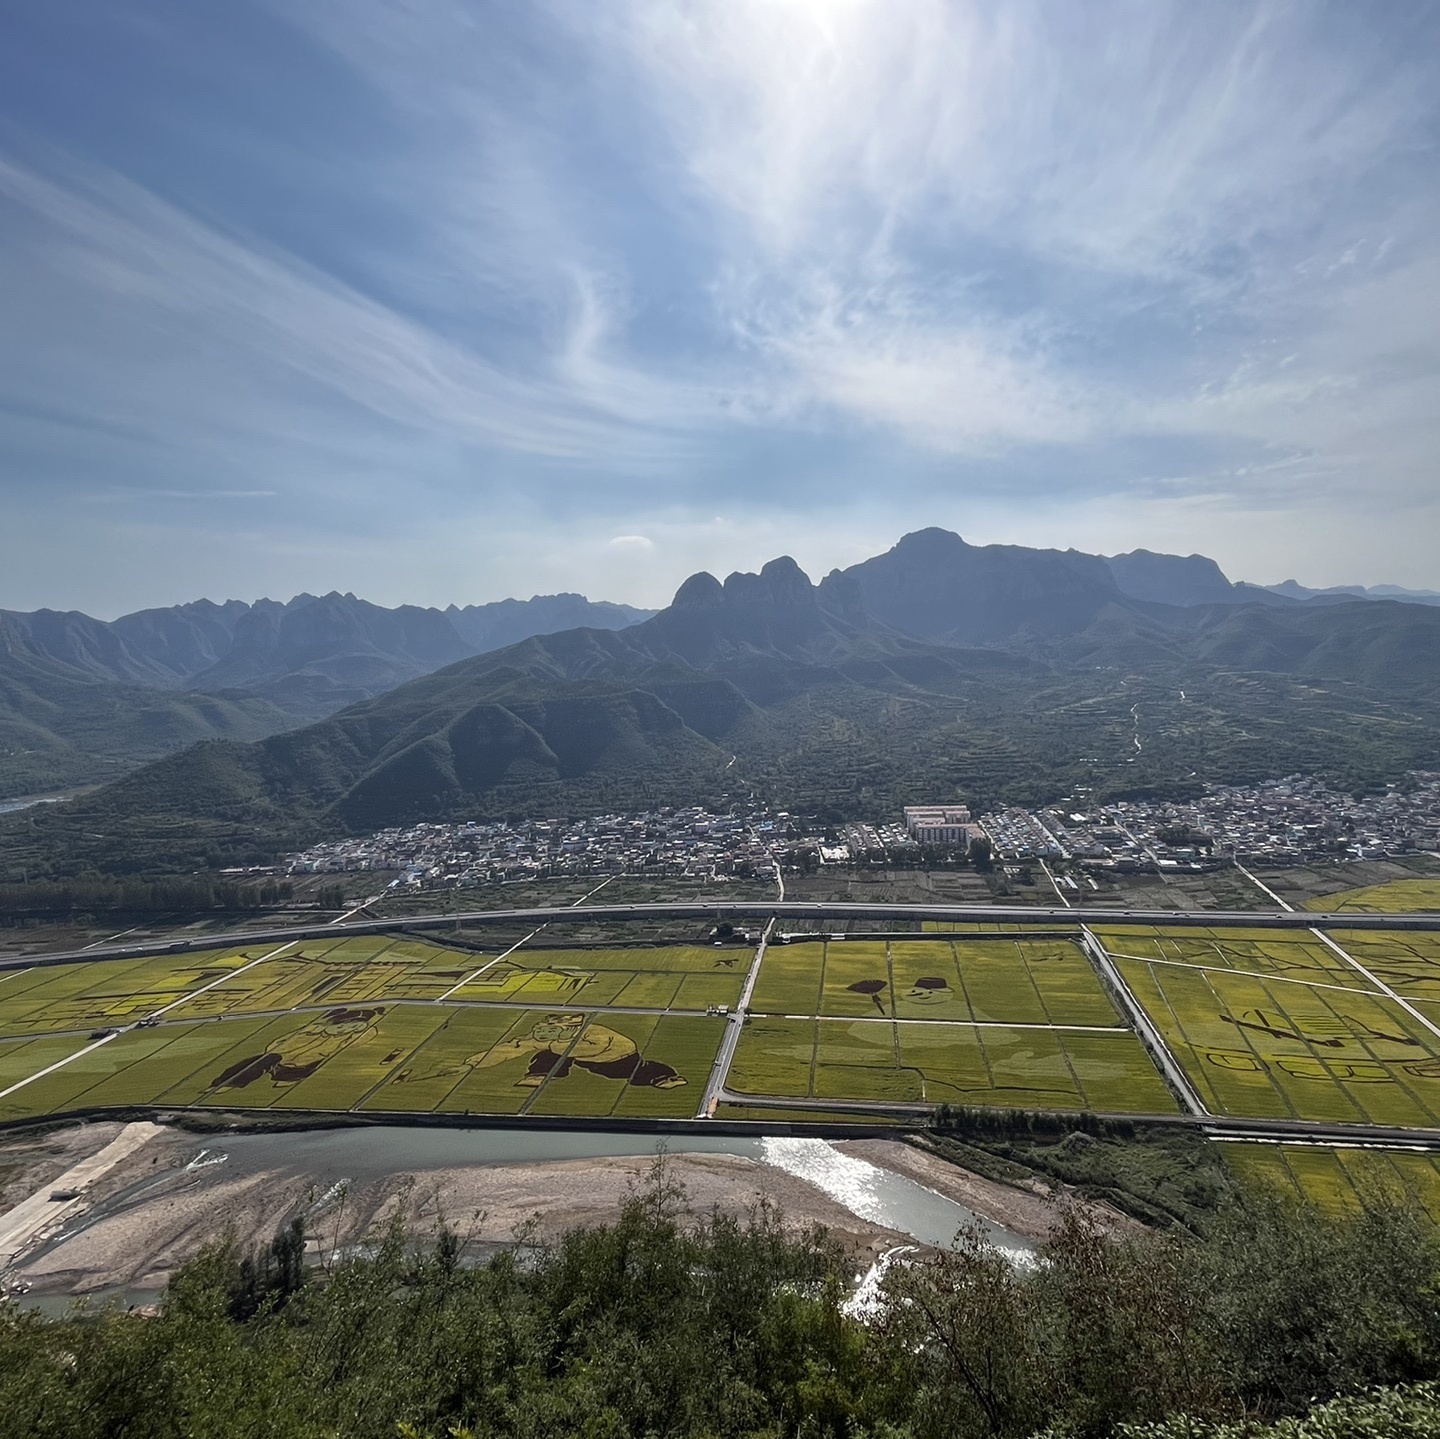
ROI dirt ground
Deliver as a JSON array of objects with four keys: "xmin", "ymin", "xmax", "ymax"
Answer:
[
  {"xmin": 0, "ymin": 1121, "xmax": 132, "ymax": 1212},
  {"xmin": 0, "ymin": 1124, "xmax": 938, "ymax": 1297}
]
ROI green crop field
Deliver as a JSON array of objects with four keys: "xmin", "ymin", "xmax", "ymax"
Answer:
[
  {"xmin": 1223, "ymin": 1142, "xmax": 1440, "ymax": 1221},
  {"xmin": 753, "ymin": 935, "xmax": 1120, "ymax": 1027},
  {"xmin": 728, "ymin": 1011, "xmax": 1175, "ymax": 1112},
  {"xmin": 0, "ymin": 933, "xmax": 737, "ymax": 1124},
  {"xmin": 24, "ymin": 918, "xmax": 1433, "ymax": 1132},
  {"xmin": 1097, "ymin": 926, "xmax": 1440, "ymax": 1125}
]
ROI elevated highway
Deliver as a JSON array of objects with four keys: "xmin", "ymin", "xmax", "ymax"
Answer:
[{"xmin": 5, "ymin": 899, "xmax": 1439, "ymax": 969}]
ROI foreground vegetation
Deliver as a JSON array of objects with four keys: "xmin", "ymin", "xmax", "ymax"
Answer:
[{"xmin": 4, "ymin": 1160, "xmax": 1439, "ymax": 1439}]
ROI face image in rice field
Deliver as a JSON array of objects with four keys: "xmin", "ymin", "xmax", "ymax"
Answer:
[
  {"xmin": 479, "ymin": 1013, "xmax": 686, "ymax": 1090},
  {"xmin": 463, "ymin": 962, "xmax": 594, "ymax": 1000},
  {"xmin": 209, "ymin": 1007, "xmax": 385, "ymax": 1090},
  {"xmin": 905, "ymin": 976, "xmax": 952, "ymax": 1004}
]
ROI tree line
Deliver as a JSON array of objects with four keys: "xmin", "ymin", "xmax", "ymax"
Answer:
[
  {"xmin": 2, "ymin": 1157, "xmax": 1439, "ymax": 1438},
  {"xmin": 0, "ymin": 875, "xmax": 294, "ymax": 921}
]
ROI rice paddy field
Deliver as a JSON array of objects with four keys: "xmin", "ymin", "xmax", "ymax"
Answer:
[
  {"xmin": 0, "ymin": 935, "xmax": 738, "ymax": 1124},
  {"xmin": 1307, "ymin": 877, "xmax": 1440, "ymax": 914},
  {"xmin": 1096, "ymin": 925, "xmax": 1440, "ymax": 1126},
  {"xmin": 1223, "ymin": 1142, "xmax": 1440, "ymax": 1221},
  {"xmin": 15, "ymin": 921, "xmax": 1440, "ymax": 1130},
  {"xmin": 730, "ymin": 935, "xmax": 1177, "ymax": 1113}
]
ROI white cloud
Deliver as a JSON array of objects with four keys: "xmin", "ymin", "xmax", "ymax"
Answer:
[{"xmin": 4, "ymin": 0, "xmax": 1440, "ymax": 604}]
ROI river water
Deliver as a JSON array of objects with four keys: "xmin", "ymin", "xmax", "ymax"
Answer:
[
  {"xmin": 16, "ymin": 1126, "xmax": 1031, "ymax": 1316},
  {"xmin": 201, "ymin": 1125, "xmax": 1032, "ymax": 1254}
]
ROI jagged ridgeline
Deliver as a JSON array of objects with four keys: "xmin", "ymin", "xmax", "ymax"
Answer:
[
  {"xmin": 4, "ymin": 529, "xmax": 1440, "ymax": 878},
  {"xmin": 0, "ymin": 592, "xmax": 655, "ymax": 796}
]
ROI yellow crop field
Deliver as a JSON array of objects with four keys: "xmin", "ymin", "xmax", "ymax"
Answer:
[
  {"xmin": 0, "ymin": 927, "xmax": 1163, "ymax": 1124},
  {"xmin": 754, "ymin": 936, "xmax": 1120, "ymax": 1028},
  {"xmin": 728, "ymin": 1012, "xmax": 1174, "ymax": 1113},
  {"xmin": 1224, "ymin": 1142, "xmax": 1440, "ymax": 1222},
  {"xmin": 1102, "ymin": 927, "xmax": 1440, "ymax": 1125},
  {"xmin": 1309, "ymin": 878, "xmax": 1440, "ymax": 914}
]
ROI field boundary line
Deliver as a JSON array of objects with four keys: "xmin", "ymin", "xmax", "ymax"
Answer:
[
  {"xmin": 143, "ymin": 939, "xmax": 297, "ymax": 1022},
  {"xmin": 699, "ymin": 919, "xmax": 772, "ymax": 1117},
  {"xmin": 1105, "ymin": 950, "xmax": 1396, "ymax": 1000},
  {"xmin": 1234, "ymin": 857, "xmax": 1440, "ymax": 1049},
  {"xmin": 0, "ymin": 1031, "xmax": 121, "ymax": 1103},
  {"xmin": 781, "ymin": 1014, "xmax": 1129, "ymax": 1032},
  {"xmin": 434, "ymin": 876, "xmax": 617, "ymax": 1004},
  {"xmin": 0, "ymin": 937, "xmax": 298, "ymax": 1106},
  {"xmin": 1233, "ymin": 861, "xmax": 1295, "ymax": 911},
  {"xmin": 1311, "ymin": 928, "xmax": 1440, "ymax": 1048},
  {"xmin": 518, "ymin": 1018, "xmax": 594, "ymax": 1117},
  {"xmin": 1079, "ymin": 927, "xmax": 1209, "ymax": 1117},
  {"xmin": 437, "ymin": 932, "xmax": 543, "ymax": 1003}
]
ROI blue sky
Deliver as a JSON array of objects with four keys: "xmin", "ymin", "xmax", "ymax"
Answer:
[{"xmin": 2, "ymin": 1, "xmax": 1438, "ymax": 615}]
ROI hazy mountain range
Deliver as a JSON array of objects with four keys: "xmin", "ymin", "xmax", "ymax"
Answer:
[
  {"xmin": 0, "ymin": 593, "xmax": 653, "ymax": 797},
  {"xmin": 5, "ymin": 528, "xmax": 1438, "ymax": 879}
]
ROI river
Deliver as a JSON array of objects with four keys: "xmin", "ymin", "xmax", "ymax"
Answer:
[
  {"xmin": 15, "ymin": 1125, "xmax": 1031, "ymax": 1316},
  {"xmin": 195, "ymin": 1125, "xmax": 1032, "ymax": 1254}
]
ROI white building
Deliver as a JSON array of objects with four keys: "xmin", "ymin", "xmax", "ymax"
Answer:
[{"xmin": 902, "ymin": 805, "xmax": 979, "ymax": 846}]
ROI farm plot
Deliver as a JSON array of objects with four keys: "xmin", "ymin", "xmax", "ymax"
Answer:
[
  {"xmin": 748, "ymin": 945, "xmax": 823, "ymax": 1014},
  {"xmin": 1223, "ymin": 1142, "xmax": 1440, "ymax": 1222},
  {"xmin": 0, "ymin": 932, "xmax": 744, "ymax": 1124},
  {"xmin": 363, "ymin": 1008, "xmax": 723, "ymax": 1120},
  {"xmin": 728, "ymin": 1013, "xmax": 1174, "ymax": 1113},
  {"xmin": 448, "ymin": 945, "xmax": 743, "ymax": 1011},
  {"xmin": 0, "ymin": 936, "xmax": 501, "ymax": 1040},
  {"xmin": 1328, "ymin": 931, "xmax": 1440, "ymax": 1001},
  {"xmin": 0, "ymin": 1021, "xmax": 227, "ymax": 1120},
  {"xmin": 1102, "ymin": 927, "xmax": 1440, "ymax": 1125},
  {"xmin": 0, "ymin": 949, "xmax": 260, "ymax": 1038},
  {"xmin": 1309, "ymin": 878, "xmax": 1440, "ymax": 914},
  {"xmin": 753, "ymin": 936, "xmax": 1119, "ymax": 1027}
]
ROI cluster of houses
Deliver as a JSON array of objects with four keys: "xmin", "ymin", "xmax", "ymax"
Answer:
[{"xmin": 282, "ymin": 773, "xmax": 1440, "ymax": 890}]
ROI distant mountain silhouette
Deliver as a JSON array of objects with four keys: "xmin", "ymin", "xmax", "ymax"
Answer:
[
  {"xmin": 1264, "ymin": 579, "xmax": 1440, "ymax": 607},
  {"xmin": 7, "ymin": 529, "xmax": 1440, "ymax": 872},
  {"xmin": 817, "ymin": 528, "xmax": 1124, "ymax": 643},
  {"xmin": 0, "ymin": 591, "xmax": 653, "ymax": 797},
  {"xmin": 1104, "ymin": 550, "xmax": 1240, "ymax": 607},
  {"xmin": 21, "ymin": 529, "xmax": 1440, "ymax": 873}
]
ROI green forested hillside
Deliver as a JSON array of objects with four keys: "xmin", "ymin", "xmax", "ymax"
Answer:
[
  {"xmin": 0, "ymin": 643, "xmax": 295, "ymax": 797},
  {"xmin": 7, "ymin": 536, "xmax": 1440, "ymax": 879}
]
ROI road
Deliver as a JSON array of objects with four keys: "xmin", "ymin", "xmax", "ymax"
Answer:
[
  {"xmin": 705, "ymin": 1092, "xmax": 1440, "ymax": 1149},
  {"xmin": 699, "ymin": 918, "xmax": 773, "ymax": 1117},
  {"xmin": 1232, "ymin": 858, "xmax": 1440, "ymax": 1048},
  {"xmin": 8, "ymin": 899, "xmax": 1440, "ymax": 972},
  {"xmin": 0, "ymin": 1121, "xmax": 164, "ymax": 1270}
]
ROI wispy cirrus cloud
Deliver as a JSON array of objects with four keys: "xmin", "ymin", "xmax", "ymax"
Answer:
[{"xmin": 1, "ymin": 0, "xmax": 1439, "ymax": 611}]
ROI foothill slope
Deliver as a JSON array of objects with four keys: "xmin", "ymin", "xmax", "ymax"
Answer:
[{"xmin": 8, "ymin": 531, "xmax": 1440, "ymax": 881}]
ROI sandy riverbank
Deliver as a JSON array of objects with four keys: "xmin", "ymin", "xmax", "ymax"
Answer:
[
  {"xmin": 4, "ymin": 1126, "xmax": 931, "ymax": 1297},
  {"xmin": 835, "ymin": 1138, "xmax": 1139, "ymax": 1242}
]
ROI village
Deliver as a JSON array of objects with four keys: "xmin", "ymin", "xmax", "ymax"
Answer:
[{"xmin": 282, "ymin": 772, "xmax": 1440, "ymax": 891}]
